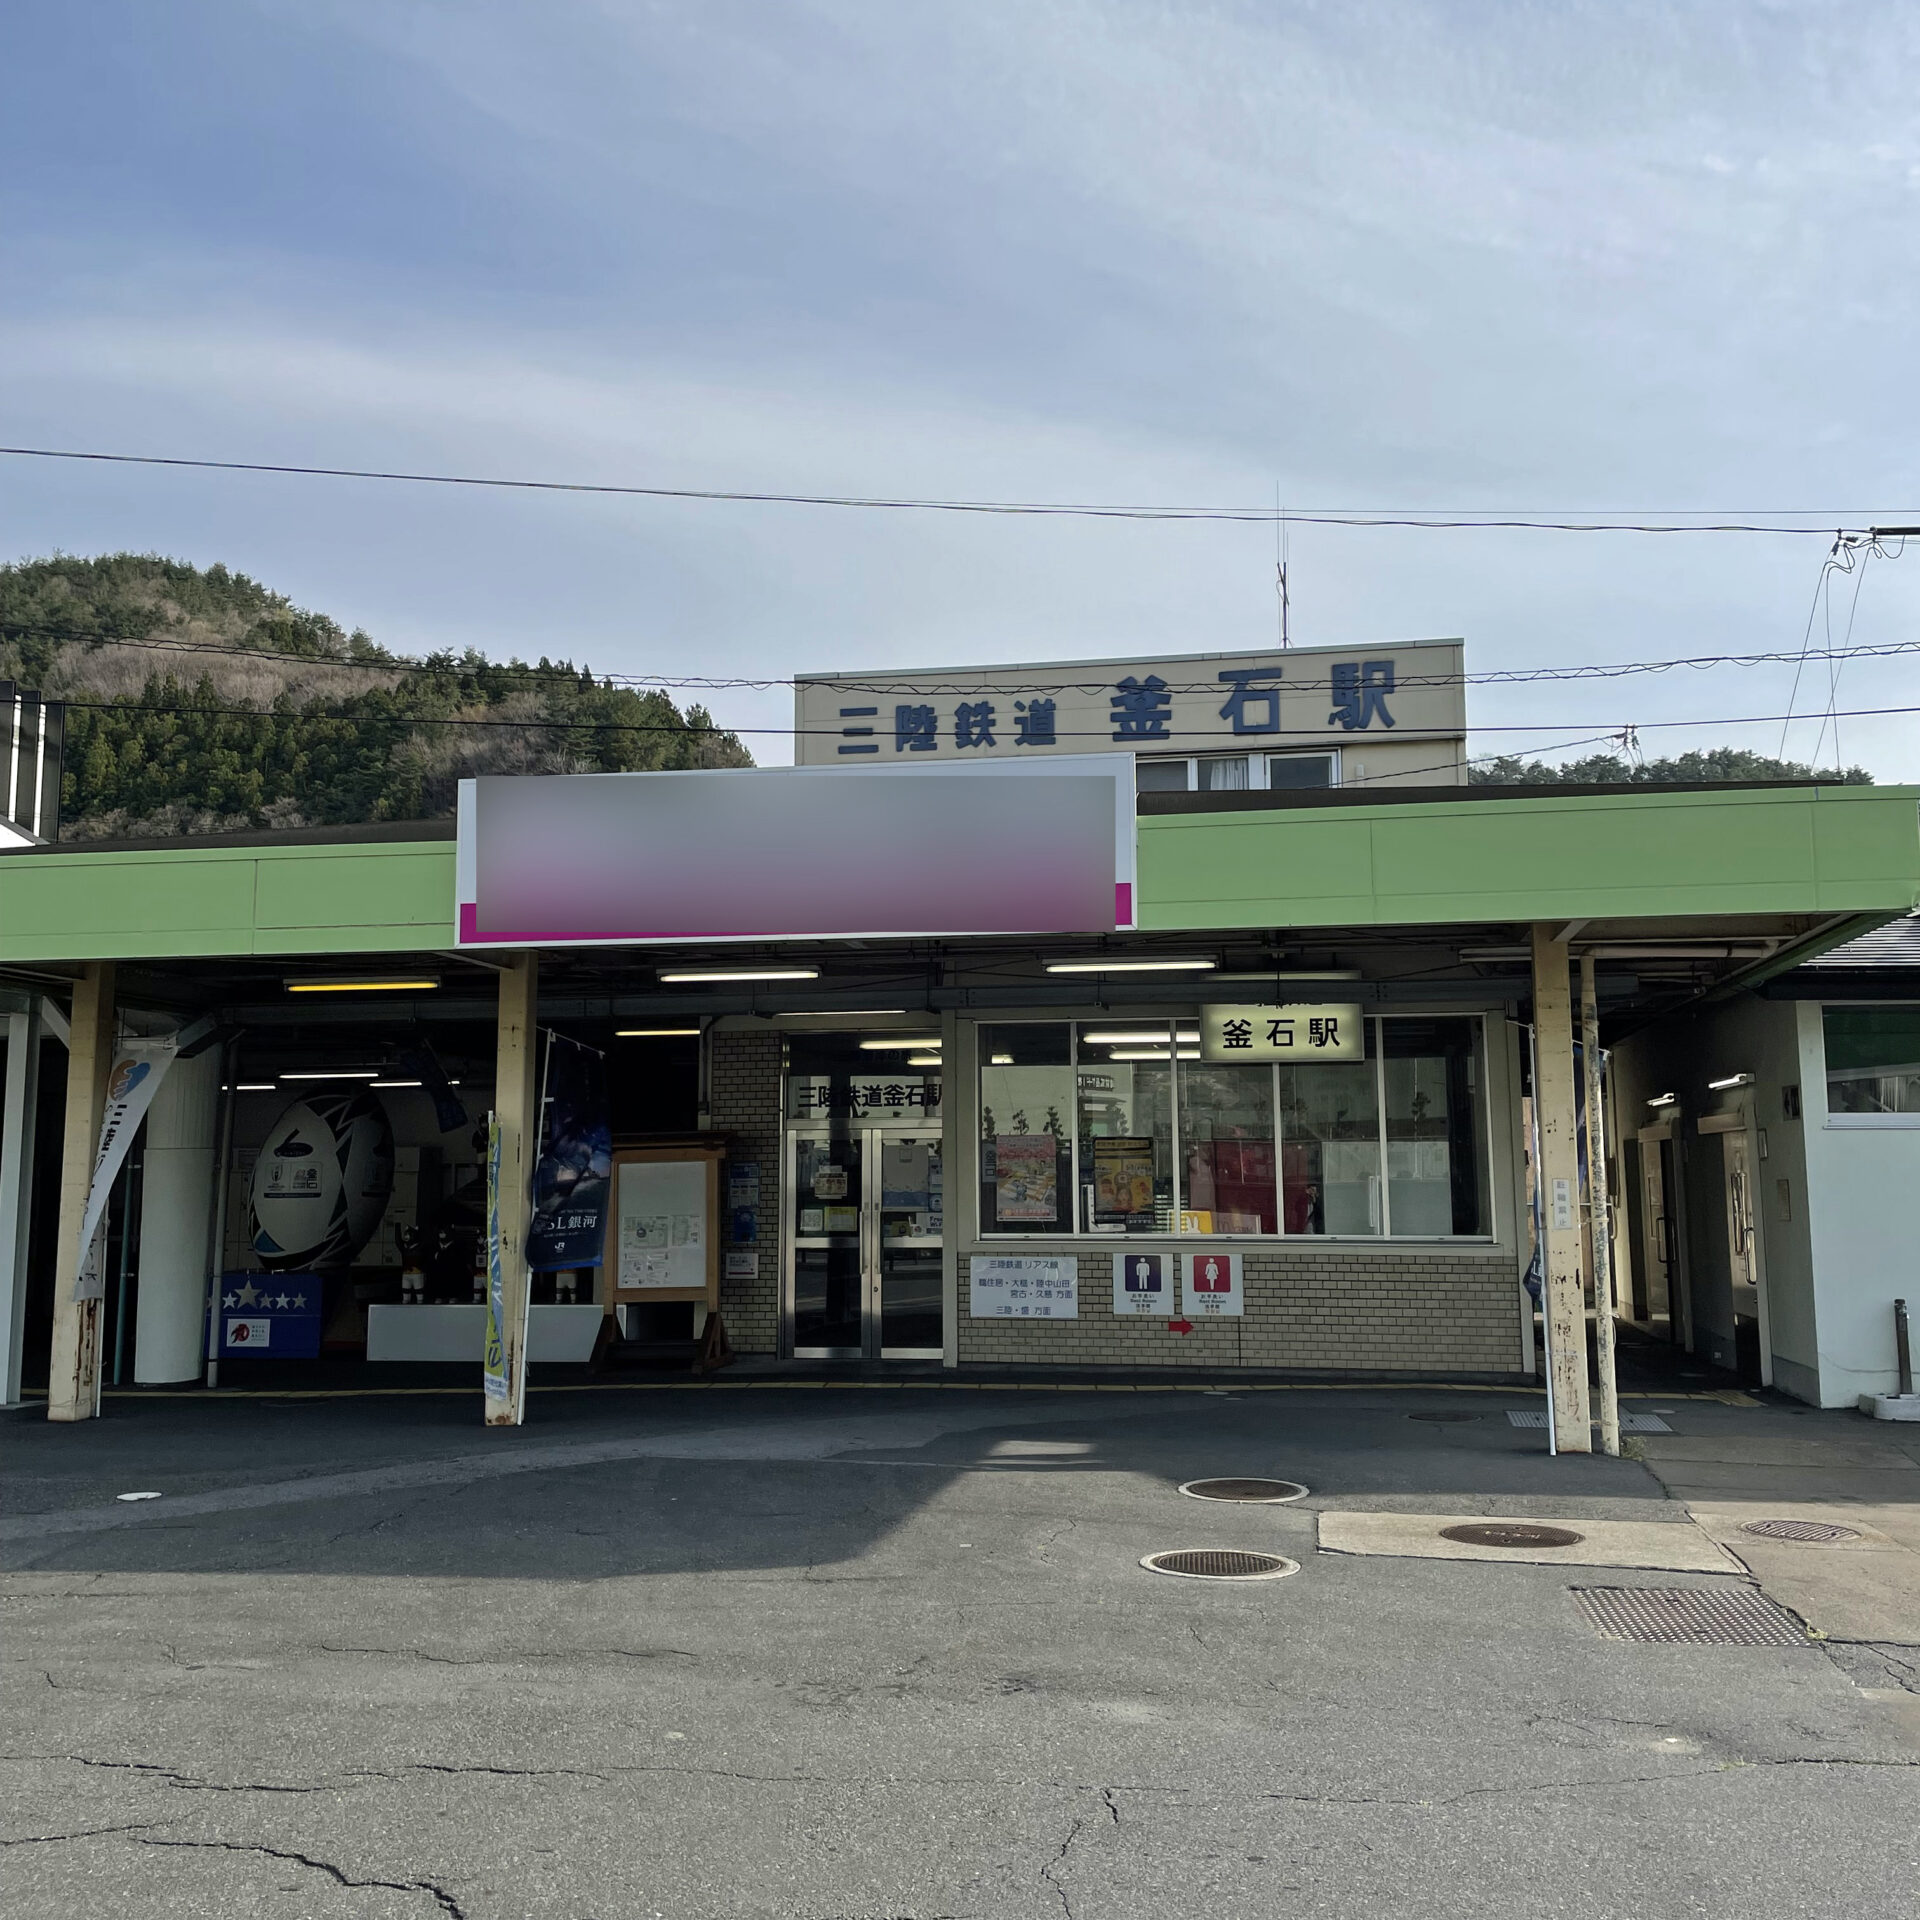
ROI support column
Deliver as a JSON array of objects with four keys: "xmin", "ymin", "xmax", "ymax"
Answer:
[
  {"xmin": 134, "ymin": 1046, "xmax": 221, "ymax": 1384},
  {"xmin": 1531, "ymin": 926, "xmax": 1591, "ymax": 1451},
  {"xmin": 1, "ymin": 1003, "xmax": 43, "ymax": 1407},
  {"xmin": 487, "ymin": 951, "xmax": 538, "ymax": 1428},
  {"xmin": 1580, "ymin": 956, "xmax": 1621, "ymax": 1456},
  {"xmin": 47, "ymin": 963, "xmax": 115, "ymax": 1423}
]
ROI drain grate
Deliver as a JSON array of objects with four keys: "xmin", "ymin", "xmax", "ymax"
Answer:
[
  {"xmin": 1573, "ymin": 1585, "xmax": 1806, "ymax": 1647},
  {"xmin": 1506, "ymin": 1410, "xmax": 1672, "ymax": 1433},
  {"xmin": 1740, "ymin": 1518, "xmax": 1862, "ymax": 1544},
  {"xmin": 1140, "ymin": 1548, "xmax": 1298, "ymax": 1581},
  {"xmin": 1179, "ymin": 1477, "xmax": 1308, "ymax": 1503},
  {"xmin": 1441, "ymin": 1521, "xmax": 1585, "ymax": 1549},
  {"xmin": 1408, "ymin": 1411, "xmax": 1480, "ymax": 1424}
]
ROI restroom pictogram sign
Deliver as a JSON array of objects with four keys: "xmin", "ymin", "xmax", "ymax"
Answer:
[{"xmin": 1181, "ymin": 1250, "xmax": 1244, "ymax": 1318}]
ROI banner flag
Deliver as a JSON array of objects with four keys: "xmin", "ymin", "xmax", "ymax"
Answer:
[
  {"xmin": 72, "ymin": 1037, "xmax": 176, "ymax": 1301},
  {"xmin": 482, "ymin": 1113, "xmax": 509, "ymax": 1404},
  {"xmin": 525, "ymin": 1035, "xmax": 612, "ymax": 1272}
]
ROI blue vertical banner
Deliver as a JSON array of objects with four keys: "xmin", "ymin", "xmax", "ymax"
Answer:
[
  {"xmin": 482, "ymin": 1113, "xmax": 509, "ymax": 1406},
  {"xmin": 525, "ymin": 1033, "xmax": 613, "ymax": 1272}
]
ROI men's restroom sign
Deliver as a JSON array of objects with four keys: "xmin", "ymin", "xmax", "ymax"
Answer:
[
  {"xmin": 1182, "ymin": 1250, "xmax": 1244, "ymax": 1318},
  {"xmin": 1113, "ymin": 1250, "xmax": 1167, "ymax": 1317}
]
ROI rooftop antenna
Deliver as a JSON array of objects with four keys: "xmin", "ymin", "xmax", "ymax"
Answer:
[{"xmin": 1274, "ymin": 484, "xmax": 1291, "ymax": 648}]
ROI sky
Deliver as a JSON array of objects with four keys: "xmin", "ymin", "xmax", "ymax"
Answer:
[{"xmin": 4, "ymin": 0, "xmax": 1920, "ymax": 774}]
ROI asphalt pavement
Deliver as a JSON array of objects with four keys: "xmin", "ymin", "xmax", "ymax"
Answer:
[{"xmin": 3, "ymin": 1380, "xmax": 1916, "ymax": 1918}]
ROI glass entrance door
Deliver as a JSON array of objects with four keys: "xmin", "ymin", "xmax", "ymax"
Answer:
[{"xmin": 789, "ymin": 1127, "xmax": 944, "ymax": 1358}]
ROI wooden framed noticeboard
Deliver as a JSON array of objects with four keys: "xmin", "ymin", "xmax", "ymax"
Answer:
[{"xmin": 599, "ymin": 1146, "xmax": 723, "ymax": 1308}]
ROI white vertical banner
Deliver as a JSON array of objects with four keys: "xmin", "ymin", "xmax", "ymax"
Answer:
[
  {"xmin": 1181, "ymin": 1249, "xmax": 1244, "ymax": 1319},
  {"xmin": 72, "ymin": 1037, "xmax": 176, "ymax": 1301},
  {"xmin": 482, "ymin": 1112, "xmax": 510, "ymax": 1405}
]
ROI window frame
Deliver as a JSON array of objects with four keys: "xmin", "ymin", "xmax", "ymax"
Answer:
[
  {"xmin": 1132, "ymin": 750, "xmax": 1342, "ymax": 792},
  {"xmin": 1820, "ymin": 1000, "xmax": 1920, "ymax": 1129},
  {"xmin": 972, "ymin": 1013, "xmax": 1496, "ymax": 1241}
]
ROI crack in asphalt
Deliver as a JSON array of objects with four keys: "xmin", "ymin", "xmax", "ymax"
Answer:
[
  {"xmin": 131, "ymin": 1836, "xmax": 467, "ymax": 1917},
  {"xmin": 314, "ymin": 1643, "xmax": 696, "ymax": 1666},
  {"xmin": 0, "ymin": 1822, "xmax": 158, "ymax": 1848},
  {"xmin": 1038, "ymin": 1815, "xmax": 1087, "ymax": 1919}
]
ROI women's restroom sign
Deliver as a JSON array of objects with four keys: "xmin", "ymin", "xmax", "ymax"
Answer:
[
  {"xmin": 1113, "ymin": 1250, "xmax": 1168, "ymax": 1317},
  {"xmin": 1182, "ymin": 1250, "xmax": 1244, "ymax": 1318}
]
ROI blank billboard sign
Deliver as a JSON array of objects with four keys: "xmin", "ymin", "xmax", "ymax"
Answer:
[{"xmin": 456, "ymin": 760, "xmax": 1135, "ymax": 945}]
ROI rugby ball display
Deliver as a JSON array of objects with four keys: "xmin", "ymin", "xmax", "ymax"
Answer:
[{"xmin": 249, "ymin": 1089, "xmax": 395, "ymax": 1271}]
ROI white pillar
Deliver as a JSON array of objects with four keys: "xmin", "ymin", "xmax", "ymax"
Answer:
[
  {"xmin": 134, "ymin": 1047, "xmax": 221, "ymax": 1383},
  {"xmin": 1, "ymin": 1005, "xmax": 42, "ymax": 1407}
]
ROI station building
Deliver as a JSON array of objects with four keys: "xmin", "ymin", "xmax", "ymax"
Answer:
[{"xmin": 2, "ymin": 640, "xmax": 1916, "ymax": 1445}]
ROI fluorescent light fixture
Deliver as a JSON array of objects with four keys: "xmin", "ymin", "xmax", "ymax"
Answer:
[
  {"xmin": 617, "ymin": 1027, "xmax": 702, "ymax": 1038},
  {"xmin": 369, "ymin": 1079, "xmax": 423, "ymax": 1088},
  {"xmin": 1707, "ymin": 1072, "xmax": 1755, "ymax": 1091},
  {"xmin": 279, "ymin": 1070, "xmax": 379, "ymax": 1080},
  {"xmin": 1107, "ymin": 1047, "xmax": 1201, "ymax": 1061},
  {"xmin": 285, "ymin": 976, "xmax": 441, "ymax": 994},
  {"xmin": 1645, "ymin": 1092, "xmax": 1679, "ymax": 1109},
  {"xmin": 906, "ymin": 1054, "xmax": 943, "ymax": 1067},
  {"xmin": 858, "ymin": 1037, "xmax": 940, "ymax": 1051},
  {"xmin": 233, "ymin": 1082, "xmax": 277, "ymax": 1092},
  {"xmin": 771, "ymin": 1008, "xmax": 907, "ymax": 1018},
  {"xmin": 1045, "ymin": 957, "xmax": 1216, "ymax": 974},
  {"xmin": 990, "ymin": 1053, "xmax": 1014, "ymax": 1065},
  {"xmin": 657, "ymin": 966, "xmax": 819, "ymax": 983},
  {"xmin": 1081, "ymin": 1029, "xmax": 1200, "ymax": 1045}
]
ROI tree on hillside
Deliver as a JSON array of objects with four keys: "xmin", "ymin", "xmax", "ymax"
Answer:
[
  {"xmin": 1468, "ymin": 746, "xmax": 1873, "ymax": 787},
  {"xmin": 0, "ymin": 554, "xmax": 752, "ymax": 836}
]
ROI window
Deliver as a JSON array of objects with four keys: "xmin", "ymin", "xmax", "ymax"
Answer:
[
  {"xmin": 1267, "ymin": 753, "xmax": 1336, "ymax": 789},
  {"xmin": 975, "ymin": 1016, "xmax": 1491, "ymax": 1238},
  {"xmin": 1134, "ymin": 753, "xmax": 1339, "ymax": 792},
  {"xmin": 1197, "ymin": 754, "xmax": 1252, "ymax": 792},
  {"xmin": 1134, "ymin": 759, "xmax": 1192, "ymax": 792},
  {"xmin": 1823, "ymin": 1007, "xmax": 1920, "ymax": 1117},
  {"xmin": 978, "ymin": 1025, "xmax": 1074, "ymax": 1234}
]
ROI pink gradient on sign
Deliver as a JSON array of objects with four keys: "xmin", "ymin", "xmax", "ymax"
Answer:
[{"xmin": 464, "ymin": 770, "xmax": 1124, "ymax": 942}]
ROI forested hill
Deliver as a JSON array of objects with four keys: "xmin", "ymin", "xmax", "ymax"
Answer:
[{"xmin": 0, "ymin": 554, "xmax": 752, "ymax": 839}]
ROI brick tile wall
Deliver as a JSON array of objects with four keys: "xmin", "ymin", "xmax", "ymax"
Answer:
[{"xmin": 708, "ymin": 1031, "xmax": 783, "ymax": 1355}]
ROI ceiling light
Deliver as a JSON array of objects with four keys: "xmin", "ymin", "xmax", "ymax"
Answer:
[
  {"xmin": 279, "ymin": 1070, "xmax": 379, "ymax": 1080},
  {"xmin": 990, "ymin": 1053, "xmax": 1014, "ymax": 1065},
  {"xmin": 617, "ymin": 1027, "xmax": 702, "ymax": 1038},
  {"xmin": 233, "ymin": 1082, "xmax": 277, "ymax": 1092},
  {"xmin": 1106, "ymin": 1048, "xmax": 1201, "ymax": 1061},
  {"xmin": 285, "ymin": 976, "xmax": 441, "ymax": 994},
  {"xmin": 770, "ymin": 1008, "xmax": 907, "ymax": 1018},
  {"xmin": 1645, "ymin": 1092, "xmax": 1678, "ymax": 1109},
  {"xmin": 1081, "ymin": 1029, "xmax": 1200, "ymax": 1045},
  {"xmin": 1707, "ymin": 1073, "xmax": 1754, "ymax": 1091},
  {"xmin": 658, "ymin": 966, "xmax": 819, "ymax": 984},
  {"xmin": 858, "ymin": 1037, "xmax": 940, "ymax": 1051},
  {"xmin": 369, "ymin": 1079, "xmax": 423, "ymax": 1088},
  {"xmin": 1045, "ymin": 958, "xmax": 1216, "ymax": 974},
  {"xmin": 906, "ymin": 1055, "xmax": 943, "ymax": 1067}
]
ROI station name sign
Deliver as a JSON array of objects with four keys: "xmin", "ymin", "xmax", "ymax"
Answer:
[
  {"xmin": 794, "ymin": 640, "xmax": 1465, "ymax": 767},
  {"xmin": 1198, "ymin": 1004, "xmax": 1365, "ymax": 1063}
]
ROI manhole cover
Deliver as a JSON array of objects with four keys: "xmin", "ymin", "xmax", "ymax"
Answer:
[
  {"xmin": 1140, "ymin": 1548, "xmax": 1299, "ymax": 1581},
  {"xmin": 1573, "ymin": 1585, "xmax": 1806, "ymax": 1647},
  {"xmin": 1740, "ymin": 1519, "xmax": 1862, "ymax": 1544},
  {"xmin": 1179, "ymin": 1477, "xmax": 1308, "ymax": 1503},
  {"xmin": 1440, "ymin": 1521, "xmax": 1585, "ymax": 1549},
  {"xmin": 1408, "ymin": 1411, "xmax": 1480, "ymax": 1423}
]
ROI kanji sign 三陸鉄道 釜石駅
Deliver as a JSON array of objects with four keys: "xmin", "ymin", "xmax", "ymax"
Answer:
[
  {"xmin": 1199, "ymin": 1005, "xmax": 1364, "ymax": 1064},
  {"xmin": 793, "ymin": 640, "xmax": 1465, "ymax": 768}
]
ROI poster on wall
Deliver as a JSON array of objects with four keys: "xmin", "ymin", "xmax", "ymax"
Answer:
[
  {"xmin": 525, "ymin": 1034, "xmax": 612, "ymax": 1272},
  {"xmin": 1182, "ymin": 1249, "xmax": 1245, "ymax": 1318},
  {"xmin": 1112, "ymin": 1250, "xmax": 1169, "ymax": 1317},
  {"xmin": 616, "ymin": 1159, "xmax": 708, "ymax": 1290},
  {"xmin": 970, "ymin": 1255, "xmax": 1078, "ymax": 1319},
  {"xmin": 482, "ymin": 1114, "xmax": 511, "ymax": 1404},
  {"xmin": 992, "ymin": 1135, "xmax": 1059, "ymax": 1224},
  {"xmin": 1091, "ymin": 1137, "xmax": 1155, "ymax": 1227}
]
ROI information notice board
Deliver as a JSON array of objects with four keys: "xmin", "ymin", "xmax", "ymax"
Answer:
[{"xmin": 598, "ymin": 1146, "xmax": 722, "ymax": 1306}]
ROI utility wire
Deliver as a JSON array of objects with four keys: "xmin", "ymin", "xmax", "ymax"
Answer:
[
  {"xmin": 0, "ymin": 446, "xmax": 1867, "ymax": 533},
  {"xmin": 9, "ymin": 617, "xmax": 1920, "ymax": 696}
]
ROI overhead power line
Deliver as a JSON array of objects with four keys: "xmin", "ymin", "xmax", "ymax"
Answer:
[
  {"xmin": 0, "ymin": 445, "xmax": 1878, "ymax": 534},
  {"xmin": 9, "ymin": 617, "xmax": 1920, "ymax": 696},
  {"xmin": 49, "ymin": 694, "xmax": 1920, "ymax": 742}
]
